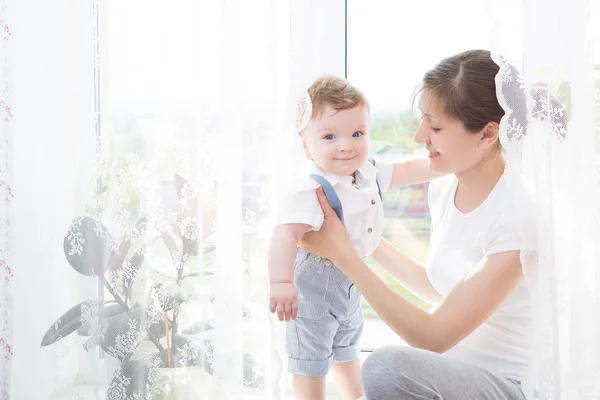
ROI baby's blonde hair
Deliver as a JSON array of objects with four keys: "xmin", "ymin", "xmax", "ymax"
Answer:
[{"xmin": 305, "ymin": 76, "xmax": 369, "ymax": 128}]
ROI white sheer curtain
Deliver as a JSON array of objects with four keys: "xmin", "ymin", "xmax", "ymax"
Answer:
[
  {"xmin": 0, "ymin": 0, "xmax": 13, "ymax": 398},
  {"xmin": 5, "ymin": 0, "xmax": 344, "ymax": 399},
  {"xmin": 489, "ymin": 0, "xmax": 600, "ymax": 398},
  {"xmin": 9, "ymin": 0, "xmax": 100, "ymax": 398}
]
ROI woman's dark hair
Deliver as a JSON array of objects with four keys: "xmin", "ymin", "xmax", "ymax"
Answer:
[{"xmin": 416, "ymin": 50, "xmax": 505, "ymax": 133}]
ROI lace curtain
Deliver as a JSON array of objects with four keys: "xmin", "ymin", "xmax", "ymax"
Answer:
[
  {"xmin": 0, "ymin": 0, "xmax": 12, "ymax": 398},
  {"xmin": 489, "ymin": 0, "xmax": 600, "ymax": 398},
  {"xmin": 3, "ymin": 0, "xmax": 345, "ymax": 398}
]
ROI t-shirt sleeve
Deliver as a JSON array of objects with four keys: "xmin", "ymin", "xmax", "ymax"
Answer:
[
  {"xmin": 273, "ymin": 178, "xmax": 324, "ymax": 231},
  {"xmin": 484, "ymin": 176, "xmax": 538, "ymax": 256},
  {"xmin": 483, "ymin": 214, "xmax": 523, "ymax": 256},
  {"xmin": 374, "ymin": 158, "xmax": 393, "ymax": 193}
]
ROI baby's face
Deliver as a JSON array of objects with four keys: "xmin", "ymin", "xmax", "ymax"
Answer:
[{"xmin": 302, "ymin": 104, "xmax": 369, "ymax": 177}]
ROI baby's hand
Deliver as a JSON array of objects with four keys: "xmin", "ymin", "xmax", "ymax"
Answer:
[{"xmin": 269, "ymin": 282, "xmax": 298, "ymax": 322}]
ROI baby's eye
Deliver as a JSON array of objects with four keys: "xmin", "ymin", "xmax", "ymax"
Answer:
[
  {"xmin": 352, "ymin": 131, "xmax": 364, "ymax": 137},
  {"xmin": 324, "ymin": 134, "xmax": 335, "ymax": 140}
]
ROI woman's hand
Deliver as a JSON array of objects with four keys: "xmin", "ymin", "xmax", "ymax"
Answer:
[{"xmin": 298, "ymin": 186, "xmax": 356, "ymax": 265}]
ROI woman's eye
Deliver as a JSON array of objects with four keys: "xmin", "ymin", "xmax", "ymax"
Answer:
[{"xmin": 431, "ymin": 127, "xmax": 441, "ymax": 133}]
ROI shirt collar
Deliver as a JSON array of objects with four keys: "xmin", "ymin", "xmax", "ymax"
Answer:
[{"xmin": 305, "ymin": 159, "xmax": 377, "ymax": 187}]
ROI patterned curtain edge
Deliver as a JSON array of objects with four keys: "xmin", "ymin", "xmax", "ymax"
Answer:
[{"xmin": 0, "ymin": 0, "xmax": 13, "ymax": 398}]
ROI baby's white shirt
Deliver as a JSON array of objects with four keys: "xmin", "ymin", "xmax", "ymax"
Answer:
[{"xmin": 273, "ymin": 159, "xmax": 394, "ymax": 259}]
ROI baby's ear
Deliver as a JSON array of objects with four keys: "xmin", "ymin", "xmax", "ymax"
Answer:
[{"xmin": 302, "ymin": 140, "xmax": 311, "ymax": 159}]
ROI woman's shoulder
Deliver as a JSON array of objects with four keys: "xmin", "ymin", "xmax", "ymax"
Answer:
[
  {"xmin": 490, "ymin": 171, "xmax": 538, "ymax": 250},
  {"xmin": 497, "ymin": 170, "xmax": 537, "ymax": 216},
  {"xmin": 428, "ymin": 174, "xmax": 457, "ymax": 202}
]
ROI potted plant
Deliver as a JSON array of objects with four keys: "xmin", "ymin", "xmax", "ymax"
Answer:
[{"xmin": 40, "ymin": 156, "xmax": 265, "ymax": 399}]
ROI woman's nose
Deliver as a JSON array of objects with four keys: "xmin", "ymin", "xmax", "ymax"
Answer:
[{"xmin": 413, "ymin": 123, "xmax": 429, "ymax": 144}]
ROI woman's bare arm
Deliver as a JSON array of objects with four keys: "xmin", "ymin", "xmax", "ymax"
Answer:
[
  {"xmin": 371, "ymin": 239, "xmax": 443, "ymax": 306},
  {"xmin": 388, "ymin": 157, "xmax": 446, "ymax": 189},
  {"xmin": 333, "ymin": 248, "xmax": 522, "ymax": 352},
  {"xmin": 299, "ymin": 187, "xmax": 523, "ymax": 352}
]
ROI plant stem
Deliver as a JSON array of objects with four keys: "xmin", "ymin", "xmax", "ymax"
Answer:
[
  {"xmin": 102, "ymin": 277, "xmax": 128, "ymax": 309},
  {"xmin": 164, "ymin": 312, "xmax": 172, "ymax": 367},
  {"xmin": 97, "ymin": 276, "xmax": 105, "ymax": 359},
  {"xmin": 169, "ymin": 252, "xmax": 188, "ymax": 363},
  {"xmin": 172, "ymin": 264, "xmax": 184, "ymax": 335},
  {"xmin": 101, "ymin": 276, "xmax": 165, "ymax": 353}
]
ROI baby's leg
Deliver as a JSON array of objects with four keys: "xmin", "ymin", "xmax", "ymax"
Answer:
[
  {"xmin": 287, "ymin": 311, "xmax": 335, "ymax": 399},
  {"xmin": 330, "ymin": 277, "xmax": 365, "ymax": 400},
  {"xmin": 332, "ymin": 360, "xmax": 364, "ymax": 400},
  {"xmin": 292, "ymin": 375, "xmax": 326, "ymax": 400},
  {"xmin": 287, "ymin": 253, "xmax": 338, "ymax": 398}
]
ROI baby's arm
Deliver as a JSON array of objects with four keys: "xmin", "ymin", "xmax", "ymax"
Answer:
[
  {"xmin": 268, "ymin": 223, "xmax": 311, "ymax": 322},
  {"xmin": 387, "ymin": 156, "xmax": 446, "ymax": 189}
]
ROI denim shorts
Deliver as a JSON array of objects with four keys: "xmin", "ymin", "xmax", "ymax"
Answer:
[{"xmin": 286, "ymin": 249, "xmax": 364, "ymax": 377}]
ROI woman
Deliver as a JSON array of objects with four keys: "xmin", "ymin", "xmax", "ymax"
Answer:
[{"xmin": 299, "ymin": 49, "xmax": 535, "ymax": 399}]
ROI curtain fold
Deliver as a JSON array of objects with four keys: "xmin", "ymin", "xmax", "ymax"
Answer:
[
  {"xmin": 489, "ymin": 0, "xmax": 600, "ymax": 398},
  {"xmin": 5, "ymin": 0, "xmax": 338, "ymax": 399},
  {"xmin": 0, "ymin": 0, "xmax": 13, "ymax": 398}
]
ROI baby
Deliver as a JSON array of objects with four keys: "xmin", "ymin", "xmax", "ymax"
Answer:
[{"xmin": 269, "ymin": 76, "xmax": 440, "ymax": 400}]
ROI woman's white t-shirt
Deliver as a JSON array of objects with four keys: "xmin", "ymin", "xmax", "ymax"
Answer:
[{"xmin": 426, "ymin": 170, "xmax": 536, "ymax": 382}]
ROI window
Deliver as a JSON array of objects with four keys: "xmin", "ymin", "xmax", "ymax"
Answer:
[{"xmin": 347, "ymin": 0, "xmax": 493, "ymax": 351}]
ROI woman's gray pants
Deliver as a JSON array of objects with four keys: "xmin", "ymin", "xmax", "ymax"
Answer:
[{"xmin": 362, "ymin": 346, "xmax": 526, "ymax": 400}]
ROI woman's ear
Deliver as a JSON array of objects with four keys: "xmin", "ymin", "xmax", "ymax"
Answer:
[{"xmin": 479, "ymin": 122, "xmax": 500, "ymax": 150}]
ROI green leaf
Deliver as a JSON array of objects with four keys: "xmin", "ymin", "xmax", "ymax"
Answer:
[
  {"xmin": 63, "ymin": 217, "xmax": 113, "ymax": 276},
  {"xmin": 156, "ymin": 334, "xmax": 203, "ymax": 368},
  {"xmin": 108, "ymin": 238, "xmax": 131, "ymax": 273},
  {"xmin": 96, "ymin": 177, "xmax": 109, "ymax": 195},
  {"xmin": 161, "ymin": 231, "xmax": 178, "ymax": 255},
  {"xmin": 100, "ymin": 306, "xmax": 168, "ymax": 361},
  {"xmin": 204, "ymin": 241, "xmax": 216, "ymax": 254},
  {"xmin": 173, "ymin": 213, "xmax": 198, "ymax": 254},
  {"xmin": 41, "ymin": 299, "xmax": 103, "ymax": 347},
  {"xmin": 110, "ymin": 217, "xmax": 147, "ymax": 274},
  {"xmin": 172, "ymin": 173, "xmax": 199, "ymax": 254},
  {"xmin": 181, "ymin": 320, "xmax": 215, "ymax": 335},
  {"xmin": 123, "ymin": 248, "xmax": 145, "ymax": 298},
  {"xmin": 135, "ymin": 217, "xmax": 148, "ymax": 231},
  {"xmin": 150, "ymin": 283, "xmax": 189, "ymax": 312},
  {"xmin": 107, "ymin": 356, "xmax": 165, "ymax": 400},
  {"xmin": 174, "ymin": 173, "xmax": 193, "ymax": 202},
  {"xmin": 200, "ymin": 340, "xmax": 264, "ymax": 388},
  {"xmin": 182, "ymin": 238, "xmax": 199, "ymax": 256},
  {"xmin": 199, "ymin": 340, "xmax": 214, "ymax": 375},
  {"xmin": 556, "ymin": 81, "xmax": 572, "ymax": 122},
  {"xmin": 78, "ymin": 303, "xmax": 126, "ymax": 336},
  {"xmin": 242, "ymin": 352, "xmax": 265, "ymax": 389},
  {"xmin": 182, "ymin": 268, "xmax": 215, "ymax": 279}
]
